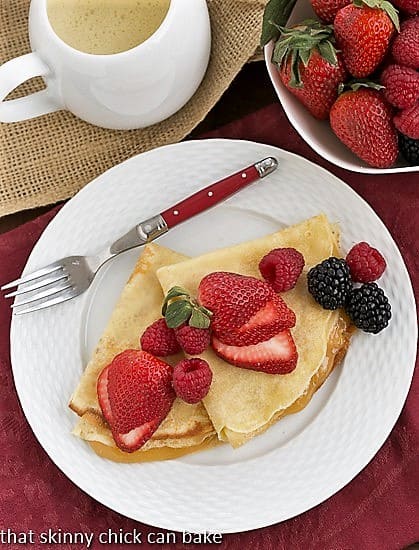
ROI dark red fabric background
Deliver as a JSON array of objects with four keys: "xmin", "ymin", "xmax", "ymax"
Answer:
[{"xmin": 0, "ymin": 104, "xmax": 418, "ymax": 550}]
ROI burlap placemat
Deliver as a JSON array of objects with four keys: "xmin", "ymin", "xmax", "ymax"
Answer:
[{"xmin": 0, "ymin": 0, "xmax": 268, "ymax": 217}]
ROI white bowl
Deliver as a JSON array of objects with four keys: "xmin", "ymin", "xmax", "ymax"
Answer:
[{"xmin": 264, "ymin": 0, "xmax": 419, "ymax": 174}]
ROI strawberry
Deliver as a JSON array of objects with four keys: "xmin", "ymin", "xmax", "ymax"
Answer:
[
  {"xmin": 97, "ymin": 350, "xmax": 175, "ymax": 453},
  {"xmin": 334, "ymin": 0, "xmax": 399, "ymax": 78},
  {"xmin": 198, "ymin": 272, "xmax": 296, "ymax": 346},
  {"xmin": 394, "ymin": 103, "xmax": 419, "ymax": 139},
  {"xmin": 212, "ymin": 330, "xmax": 298, "ymax": 375},
  {"xmin": 311, "ymin": 0, "xmax": 351, "ymax": 22},
  {"xmin": 391, "ymin": 0, "xmax": 418, "ymax": 15},
  {"xmin": 392, "ymin": 16, "xmax": 419, "ymax": 70},
  {"xmin": 380, "ymin": 64, "xmax": 419, "ymax": 109},
  {"xmin": 330, "ymin": 87, "xmax": 399, "ymax": 168},
  {"xmin": 273, "ymin": 21, "xmax": 347, "ymax": 120}
]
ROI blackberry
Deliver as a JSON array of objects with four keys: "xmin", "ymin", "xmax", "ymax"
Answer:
[
  {"xmin": 307, "ymin": 257, "xmax": 351, "ymax": 310},
  {"xmin": 399, "ymin": 133, "xmax": 419, "ymax": 166},
  {"xmin": 345, "ymin": 283, "xmax": 391, "ymax": 334}
]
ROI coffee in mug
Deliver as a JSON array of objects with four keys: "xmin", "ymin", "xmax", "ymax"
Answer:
[{"xmin": 47, "ymin": 0, "xmax": 171, "ymax": 55}]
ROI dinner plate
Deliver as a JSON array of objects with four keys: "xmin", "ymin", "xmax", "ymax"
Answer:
[{"xmin": 10, "ymin": 139, "xmax": 417, "ymax": 533}]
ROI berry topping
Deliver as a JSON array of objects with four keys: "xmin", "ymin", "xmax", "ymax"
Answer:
[
  {"xmin": 310, "ymin": 0, "xmax": 351, "ymax": 23},
  {"xmin": 346, "ymin": 242, "xmax": 387, "ymax": 283},
  {"xmin": 392, "ymin": 16, "xmax": 419, "ymax": 69},
  {"xmin": 172, "ymin": 358, "xmax": 213, "ymax": 404},
  {"xmin": 97, "ymin": 350, "xmax": 175, "ymax": 452},
  {"xmin": 380, "ymin": 64, "xmax": 419, "ymax": 110},
  {"xmin": 330, "ymin": 87, "xmax": 399, "ymax": 169},
  {"xmin": 214, "ymin": 294, "xmax": 296, "ymax": 346},
  {"xmin": 399, "ymin": 133, "xmax": 419, "ymax": 165},
  {"xmin": 212, "ymin": 330, "xmax": 298, "ymax": 375},
  {"xmin": 175, "ymin": 324, "xmax": 210, "ymax": 355},
  {"xmin": 307, "ymin": 257, "xmax": 352, "ymax": 310},
  {"xmin": 345, "ymin": 283, "xmax": 392, "ymax": 333},
  {"xmin": 394, "ymin": 103, "xmax": 419, "ymax": 140},
  {"xmin": 198, "ymin": 272, "xmax": 273, "ymax": 329},
  {"xmin": 275, "ymin": 22, "xmax": 347, "ymax": 120},
  {"xmin": 140, "ymin": 318, "xmax": 181, "ymax": 356},
  {"xmin": 198, "ymin": 272, "xmax": 296, "ymax": 346},
  {"xmin": 391, "ymin": 0, "xmax": 418, "ymax": 15},
  {"xmin": 259, "ymin": 248, "xmax": 305, "ymax": 292}
]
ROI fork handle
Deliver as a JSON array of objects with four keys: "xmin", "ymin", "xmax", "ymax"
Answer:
[
  {"xmin": 110, "ymin": 157, "xmax": 278, "ymax": 255},
  {"xmin": 160, "ymin": 157, "xmax": 277, "ymax": 228}
]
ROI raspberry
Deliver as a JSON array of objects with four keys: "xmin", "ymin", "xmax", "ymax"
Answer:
[
  {"xmin": 307, "ymin": 257, "xmax": 351, "ymax": 310},
  {"xmin": 394, "ymin": 104, "xmax": 419, "ymax": 140},
  {"xmin": 172, "ymin": 359, "xmax": 213, "ymax": 404},
  {"xmin": 140, "ymin": 319, "xmax": 181, "ymax": 356},
  {"xmin": 392, "ymin": 16, "xmax": 419, "ymax": 70},
  {"xmin": 391, "ymin": 0, "xmax": 418, "ymax": 16},
  {"xmin": 345, "ymin": 283, "xmax": 392, "ymax": 333},
  {"xmin": 346, "ymin": 242, "xmax": 387, "ymax": 283},
  {"xmin": 175, "ymin": 325, "xmax": 210, "ymax": 355},
  {"xmin": 380, "ymin": 65, "xmax": 419, "ymax": 109},
  {"xmin": 259, "ymin": 248, "xmax": 305, "ymax": 292},
  {"xmin": 399, "ymin": 133, "xmax": 419, "ymax": 165}
]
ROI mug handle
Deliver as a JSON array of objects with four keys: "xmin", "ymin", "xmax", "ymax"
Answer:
[{"xmin": 0, "ymin": 52, "xmax": 62, "ymax": 123}]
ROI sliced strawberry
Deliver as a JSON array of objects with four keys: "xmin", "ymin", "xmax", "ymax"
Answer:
[
  {"xmin": 215, "ymin": 295, "xmax": 296, "ymax": 346},
  {"xmin": 97, "ymin": 364, "xmax": 113, "ymax": 424},
  {"xmin": 198, "ymin": 272, "xmax": 274, "ymax": 331},
  {"xmin": 212, "ymin": 330, "xmax": 298, "ymax": 375},
  {"xmin": 96, "ymin": 350, "xmax": 175, "ymax": 453}
]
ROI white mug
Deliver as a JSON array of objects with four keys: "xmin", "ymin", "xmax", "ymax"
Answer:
[{"xmin": 0, "ymin": 0, "xmax": 211, "ymax": 129}]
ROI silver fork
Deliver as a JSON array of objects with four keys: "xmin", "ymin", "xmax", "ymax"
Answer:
[{"xmin": 2, "ymin": 157, "xmax": 278, "ymax": 314}]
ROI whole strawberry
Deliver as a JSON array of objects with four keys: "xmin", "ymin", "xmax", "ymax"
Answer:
[
  {"xmin": 330, "ymin": 86, "xmax": 399, "ymax": 168},
  {"xmin": 380, "ymin": 64, "xmax": 419, "ymax": 109},
  {"xmin": 311, "ymin": 0, "xmax": 351, "ymax": 22},
  {"xmin": 273, "ymin": 20, "xmax": 347, "ymax": 120},
  {"xmin": 394, "ymin": 103, "xmax": 419, "ymax": 139},
  {"xmin": 391, "ymin": 0, "xmax": 418, "ymax": 15},
  {"xmin": 334, "ymin": 0, "xmax": 399, "ymax": 78},
  {"xmin": 392, "ymin": 16, "xmax": 419, "ymax": 70}
]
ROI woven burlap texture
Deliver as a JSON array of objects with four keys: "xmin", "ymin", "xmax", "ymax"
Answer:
[{"xmin": 0, "ymin": 0, "xmax": 268, "ymax": 217}]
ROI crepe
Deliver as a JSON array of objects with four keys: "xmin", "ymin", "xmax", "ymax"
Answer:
[
  {"xmin": 70, "ymin": 243, "xmax": 216, "ymax": 461},
  {"xmin": 157, "ymin": 214, "xmax": 352, "ymax": 448}
]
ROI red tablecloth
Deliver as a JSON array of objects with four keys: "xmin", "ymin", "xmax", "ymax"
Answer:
[{"xmin": 0, "ymin": 103, "xmax": 418, "ymax": 550}]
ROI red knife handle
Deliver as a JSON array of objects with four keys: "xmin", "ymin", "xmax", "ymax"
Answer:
[{"xmin": 160, "ymin": 158, "xmax": 277, "ymax": 228}]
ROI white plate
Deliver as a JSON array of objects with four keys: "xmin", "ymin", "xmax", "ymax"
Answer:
[
  {"xmin": 10, "ymin": 139, "xmax": 417, "ymax": 533},
  {"xmin": 264, "ymin": 0, "xmax": 419, "ymax": 175}
]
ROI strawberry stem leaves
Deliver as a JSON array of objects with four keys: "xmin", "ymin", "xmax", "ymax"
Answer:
[
  {"xmin": 261, "ymin": 0, "xmax": 298, "ymax": 46},
  {"xmin": 353, "ymin": 0, "xmax": 400, "ymax": 31},
  {"xmin": 163, "ymin": 287, "xmax": 213, "ymax": 329},
  {"xmin": 272, "ymin": 20, "xmax": 339, "ymax": 88}
]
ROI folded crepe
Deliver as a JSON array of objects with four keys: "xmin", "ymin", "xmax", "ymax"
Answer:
[
  {"xmin": 70, "ymin": 243, "xmax": 216, "ymax": 462},
  {"xmin": 156, "ymin": 214, "xmax": 352, "ymax": 448}
]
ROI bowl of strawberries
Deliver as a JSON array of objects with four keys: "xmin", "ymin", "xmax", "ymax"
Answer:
[{"xmin": 264, "ymin": 0, "xmax": 419, "ymax": 173}]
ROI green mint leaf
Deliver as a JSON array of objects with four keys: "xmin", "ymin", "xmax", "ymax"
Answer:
[
  {"xmin": 189, "ymin": 308, "xmax": 211, "ymax": 329},
  {"xmin": 165, "ymin": 300, "xmax": 192, "ymax": 329},
  {"xmin": 162, "ymin": 286, "xmax": 190, "ymax": 315},
  {"xmin": 261, "ymin": 0, "xmax": 298, "ymax": 46}
]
